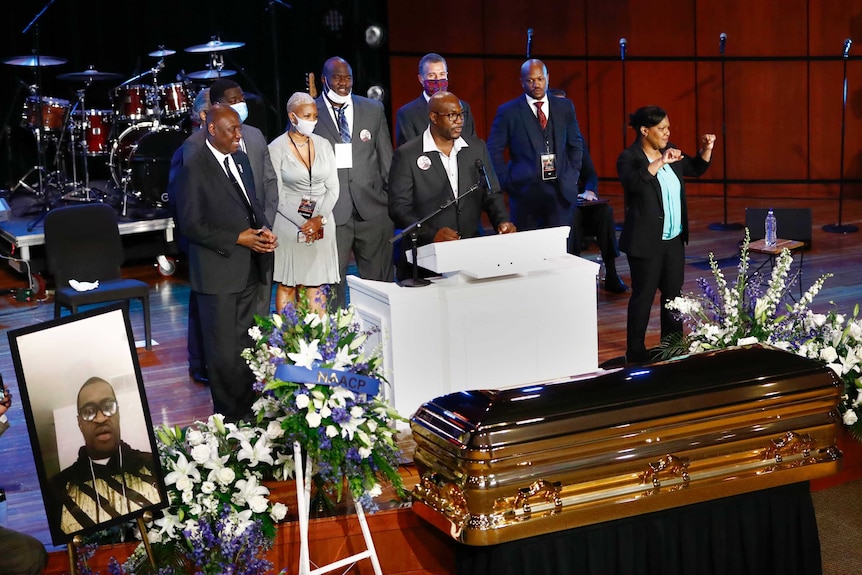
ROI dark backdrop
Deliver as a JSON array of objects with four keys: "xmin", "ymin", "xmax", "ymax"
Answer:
[{"xmin": 0, "ymin": 0, "xmax": 389, "ymax": 187}]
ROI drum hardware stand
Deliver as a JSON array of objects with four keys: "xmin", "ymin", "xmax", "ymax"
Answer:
[{"xmin": 61, "ymin": 86, "xmax": 104, "ymax": 203}]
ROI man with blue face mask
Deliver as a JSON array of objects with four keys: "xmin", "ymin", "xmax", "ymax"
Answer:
[
  {"xmin": 313, "ymin": 56, "xmax": 395, "ymax": 308},
  {"xmin": 395, "ymin": 53, "xmax": 477, "ymax": 147}
]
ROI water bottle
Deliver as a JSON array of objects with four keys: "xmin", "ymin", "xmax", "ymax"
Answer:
[{"xmin": 764, "ymin": 209, "xmax": 777, "ymax": 247}]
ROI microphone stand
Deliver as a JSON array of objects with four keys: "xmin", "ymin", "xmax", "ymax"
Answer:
[
  {"xmin": 620, "ymin": 38, "xmax": 627, "ymax": 150},
  {"xmin": 709, "ymin": 33, "xmax": 743, "ymax": 231},
  {"xmin": 824, "ymin": 39, "xmax": 858, "ymax": 234},
  {"xmin": 390, "ymin": 181, "xmax": 484, "ymax": 287}
]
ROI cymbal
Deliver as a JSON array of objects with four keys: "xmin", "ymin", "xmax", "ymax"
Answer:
[
  {"xmin": 57, "ymin": 69, "xmax": 123, "ymax": 82},
  {"xmin": 185, "ymin": 40, "xmax": 245, "ymax": 53},
  {"xmin": 187, "ymin": 69, "xmax": 237, "ymax": 80},
  {"xmin": 149, "ymin": 48, "xmax": 176, "ymax": 57},
  {"xmin": 4, "ymin": 55, "xmax": 67, "ymax": 67}
]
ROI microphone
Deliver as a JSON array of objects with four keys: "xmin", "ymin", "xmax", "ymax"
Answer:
[
  {"xmin": 526, "ymin": 28, "xmax": 534, "ymax": 59},
  {"xmin": 619, "ymin": 38, "xmax": 626, "ymax": 61},
  {"xmin": 719, "ymin": 32, "xmax": 727, "ymax": 55},
  {"xmin": 476, "ymin": 159, "xmax": 492, "ymax": 192},
  {"xmin": 844, "ymin": 38, "xmax": 853, "ymax": 58}
]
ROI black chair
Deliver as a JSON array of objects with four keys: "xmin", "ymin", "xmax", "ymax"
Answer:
[{"xmin": 44, "ymin": 203, "xmax": 152, "ymax": 349}]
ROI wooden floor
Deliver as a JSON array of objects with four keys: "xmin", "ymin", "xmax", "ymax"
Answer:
[{"xmin": 0, "ymin": 195, "xmax": 861, "ymax": 554}]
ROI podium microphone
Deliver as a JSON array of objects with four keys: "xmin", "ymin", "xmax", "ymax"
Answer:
[
  {"xmin": 476, "ymin": 159, "xmax": 492, "ymax": 192},
  {"xmin": 719, "ymin": 32, "xmax": 727, "ymax": 55},
  {"xmin": 844, "ymin": 38, "xmax": 853, "ymax": 58},
  {"xmin": 526, "ymin": 28, "xmax": 534, "ymax": 59},
  {"xmin": 619, "ymin": 37, "xmax": 626, "ymax": 61}
]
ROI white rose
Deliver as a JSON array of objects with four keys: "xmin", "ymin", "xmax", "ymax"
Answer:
[
  {"xmin": 216, "ymin": 467, "xmax": 236, "ymax": 486},
  {"xmin": 843, "ymin": 409, "xmax": 858, "ymax": 426},
  {"xmin": 175, "ymin": 475, "xmax": 194, "ymax": 493},
  {"xmin": 200, "ymin": 481, "xmax": 216, "ymax": 495},
  {"xmin": 186, "ymin": 429, "xmax": 205, "ymax": 446},
  {"xmin": 296, "ymin": 394, "xmax": 310, "ymax": 409},
  {"xmin": 248, "ymin": 495, "xmax": 270, "ymax": 514},
  {"xmin": 326, "ymin": 425, "xmax": 339, "ymax": 438},
  {"xmin": 351, "ymin": 406, "xmax": 364, "ymax": 418},
  {"xmin": 306, "ymin": 411, "xmax": 322, "ymax": 428},
  {"xmin": 265, "ymin": 420, "xmax": 285, "ymax": 439},
  {"xmin": 190, "ymin": 444, "xmax": 212, "ymax": 464},
  {"xmin": 319, "ymin": 405, "xmax": 332, "ymax": 419},
  {"xmin": 271, "ymin": 502, "xmax": 288, "ymax": 521},
  {"xmin": 188, "ymin": 503, "xmax": 202, "ymax": 517},
  {"xmin": 821, "ymin": 347, "xmax": 839, "ymax": 363},
  {"xmin": 181, "ymin": 490, "xmax": 194, "ymax": 504}
]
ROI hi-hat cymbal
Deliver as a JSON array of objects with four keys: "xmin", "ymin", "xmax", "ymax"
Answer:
[
  {"xmin": 57, "ymin": 69, "xmax": 122, "ymax": 82},
  {"xmin": 4, "ymin": 54, "xmax": 67, "ymax": 67},
  {"xmin": 149, "ymin": 48, "xmax": 176, "ymax": 57},
  {"xmin": 185, "ymin": 40, "xmax": 245, "ymax": 53},
  {"xmin": 187, "ymin": 69, "xmax": 237, "ymax": 80}
]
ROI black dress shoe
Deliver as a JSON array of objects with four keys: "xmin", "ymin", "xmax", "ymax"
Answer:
[
  {"xmin": 189, "ymin": 368, "xmax": 209, "ymax": 385},
  {"xmin": 603, "ymin": 275, "xmax": 630, "ymax": 294}
]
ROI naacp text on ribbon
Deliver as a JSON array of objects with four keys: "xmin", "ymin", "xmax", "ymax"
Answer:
[{"xmin": 275, "ymin": 364, "xmax": 380, "ymax": 395}]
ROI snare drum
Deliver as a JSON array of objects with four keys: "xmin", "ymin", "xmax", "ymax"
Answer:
[
  {"xmin": 73, "ymin": 109, "xmax": 114, "ymax": 155},
  {"xmin": 157, "ymin": 82, "xmax": 191, "ymax": 117},
  {"xmin": 110, "ymin": 122, "xmax": 188, "ymax": 206},
  {"xmin": 22, "ymin": 95, "xmax": 70, "ymax": 132},
  {"xmin": 111, "ymin": 85, "xmax": 154, "ymax": 121}
]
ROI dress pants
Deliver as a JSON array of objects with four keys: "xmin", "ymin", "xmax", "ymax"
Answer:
[
  {"xmin": 334, "ymin": 211, "xmax": 394, "ymax": 308},
  {"xmin": 570, "ymin": 203, "xmax": 620, "ymax": 270},
  {"xmin": 625, "ymin": 235, "xmax": 685, "ymax": 360},
  {"xmin": 510, "ymin": 181, "xmax": 575, "ymax": 238},
  {"xmin": 195, "ymin": 260, "xmax": 263, "ymax": 420}
]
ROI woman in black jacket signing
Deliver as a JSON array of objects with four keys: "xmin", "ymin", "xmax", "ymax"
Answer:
[{"xmin": 617, "ymin": 105, "xmax": 715, "ymax": 363}]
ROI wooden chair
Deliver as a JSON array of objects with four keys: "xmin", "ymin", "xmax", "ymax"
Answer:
[{"xmin": 44, "ymin": 204, "xmax": 152, "ymax": 349}]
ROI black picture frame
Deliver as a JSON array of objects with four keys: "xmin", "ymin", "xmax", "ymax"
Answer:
[{"xmin": 8, "ymin": 303, "xmax": 167, "ymax": 545}]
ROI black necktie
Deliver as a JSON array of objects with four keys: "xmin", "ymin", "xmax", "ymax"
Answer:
[{"xmin": 223, "ymin": 156, "xmax": 257, "ymax": 227}]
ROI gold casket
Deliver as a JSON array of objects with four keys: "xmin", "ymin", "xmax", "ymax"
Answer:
[{"xmin": 409, "ymin": 345, "xmax": 843, "ymax": 546}]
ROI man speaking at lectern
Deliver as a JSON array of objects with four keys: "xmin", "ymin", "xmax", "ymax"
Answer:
[{"xmin": 389, "ymin": 91, "xmax": 516, "ymax": 280}]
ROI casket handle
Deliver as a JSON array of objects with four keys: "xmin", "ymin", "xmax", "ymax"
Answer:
[
  {"xmin": 763, "ymin": 431, "xmax": 815, "ymax": 463},
  {"xmin": 513, "ymin": 480, "xmax": 563, "ymax": 519},
  {"xmin": 640, "ymin": 454, "xmax": 691, "ymax": 492}
]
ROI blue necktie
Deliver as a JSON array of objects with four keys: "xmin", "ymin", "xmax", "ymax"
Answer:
[{"xmin": 336, "ymin": 105, "xmax": 351, "ymax": 143}]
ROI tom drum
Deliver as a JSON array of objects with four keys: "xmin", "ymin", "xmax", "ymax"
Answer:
[
  {"xmin": 73, "ymin": 109, "xmax": 114, "ymax": 155},
  {"xmin": 157, "ymin": 82, "xmax": 192, "ymax": 118},
  {"xmin": 111, "ymin": 85, "xmax": 154, "ymax": 121},
  {"xmin": 22, "ymin": 96, "xmax": 70, "ymax": 132}
]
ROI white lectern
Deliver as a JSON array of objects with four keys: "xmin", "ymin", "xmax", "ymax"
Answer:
[{"xmin": 349, "ymin": 227, "xmax": 599, "ymax": 418}]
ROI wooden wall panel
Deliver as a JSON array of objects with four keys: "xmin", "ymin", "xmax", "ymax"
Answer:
[
  {"xmin": 696, "ymin": 0, "xmax": 808, "ymax": 56},
  {"xmin": 586, "ymin": 0, "xmax": 695, "ymax": 57},
  {"xmin": 809, "ymin": 61, "xmax": 844, "ymax": 180},
  {"xmin": 482, "ymin": 1, "xmax": 587, "ymax": 56},
  {"xmin": 726, "ymin": 62, "xmax": 808, "ymax": 180},
  {"xmin": 624, "ymin": 62, "xmax": 698, "ymax": 149},
  {"xmin": 695, "ymin": 61, "xmax": 724, "ymax": 178},
  {"xmin": 808, "ymin": 0, "xmax": 862, "ymax": 56},
  {"xmin": 585, "ymin": 61, "xmax": 626, "ymax": 177},
  {"xmin": 388, "ymin": 0, "xmax": 485, "ymax": 53}
]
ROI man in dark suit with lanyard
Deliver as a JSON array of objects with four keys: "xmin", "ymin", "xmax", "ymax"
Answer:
[
  {"xmin": 313, "ymin": 56, "xmax": 394, "ymax": 308},
  {"xmin": 172, "ymin": 104, "xmax": 277, "ymax": 421},
  {"xmin": 488, "ymin": 60, "xmax": 628, "ymax": 286},
  {"xmin": 389, "ymin": 91, "xmax": 516, "ymax": 279}
]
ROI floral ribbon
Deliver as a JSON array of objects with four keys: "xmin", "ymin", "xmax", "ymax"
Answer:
[{"xmin": 275, "ymin": 364, "xmax": 380, "ymax": 396}]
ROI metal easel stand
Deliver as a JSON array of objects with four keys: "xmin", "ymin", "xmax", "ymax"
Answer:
[{"xmin": 292, "ymin": 440, "xmax": 383, "ymax": 575}]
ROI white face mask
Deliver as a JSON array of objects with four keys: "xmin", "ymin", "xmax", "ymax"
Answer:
[
  {"xmin": 324, "ymin": 79, "xmax": 351, "ymax": 105},
  {"xmin": 291, "ymin": 115, "xmax": 317, "ymax": 137},
  {"xmin": 230, "ymin": 102, "xmax": 248, "ymax": 123}
]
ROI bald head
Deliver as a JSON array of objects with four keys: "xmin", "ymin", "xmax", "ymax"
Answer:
[
  {"xmin": 206, "ymin": 104, "xmax": 242, "ymax": 154},
  {"xmin": 322, "ymin": 57, "xmax": 353, "ymax": 99},
  {"xmin": 428, "ymin": 91, "xmax": 465, "ymax": 141},
  {"xmin": 520, "ymin": 59, "xmax": 549, "ymax": 100}
]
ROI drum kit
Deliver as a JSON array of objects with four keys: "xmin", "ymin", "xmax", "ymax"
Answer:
[{"xmin": 3, "ymin": 37, "xmax": 245, "ymax": 219}]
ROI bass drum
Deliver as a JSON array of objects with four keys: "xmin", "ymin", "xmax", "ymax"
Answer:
[{"xmin": 110, "ymin": 122, "xmax": 187, "ymax": 206}]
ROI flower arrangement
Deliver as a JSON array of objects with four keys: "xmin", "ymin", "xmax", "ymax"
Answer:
[
  {"xmin": 242, "ymin": 292, "xmax": 407, "ymax": 509},
  {"xmin": 664, "ymin": 230, "xmax": 862, "ymax": 439}
]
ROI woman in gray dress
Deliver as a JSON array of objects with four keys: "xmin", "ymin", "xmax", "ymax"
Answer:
[{"xmin": 268, "ymin": 92, "xmax": 340, "ymax": 314}]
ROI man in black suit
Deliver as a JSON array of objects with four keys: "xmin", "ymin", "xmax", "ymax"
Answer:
[
  {"xmin": 394, "ymin": 53, "xmax": 477, "ymax": 147},
  {"xmin": 172, "ymin": 105, "xmax": 277, "ymax": 421},
  {"xmin": 168, "ymin": 80, "xmax": 279, "ymax": 385},
  {"xmin": 487, "ymin": 60, "xmax": 627, "ymax": 293},
  {"xmin": 389, "ymin": 91, "xmax": 515, "ymax": 279},
  {"xmin": 313, "ymin": 57, "xmax": 394, "ymax": 308}
]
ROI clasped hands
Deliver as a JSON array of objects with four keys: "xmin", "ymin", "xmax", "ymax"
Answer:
[
  {"xmin": 239, "ymin": 227, "xmax": 279, "ymax": 253},
  {"xmin": 299, "ymin": 216, "xmax": 325, "ymax": 244},
  {"xmin": 433, "ymin": 222, "xmax": 517, "ymax": 242}
]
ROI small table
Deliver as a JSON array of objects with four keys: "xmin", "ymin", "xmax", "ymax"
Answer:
[{"xmin": 747, "ymin": 238, "xmax": 805, "ymax": 298}]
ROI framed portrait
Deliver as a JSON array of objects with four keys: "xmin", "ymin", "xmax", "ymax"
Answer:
[{"xmin": 8, "ymin": 303, "xmax": 167, "ymax": 544}]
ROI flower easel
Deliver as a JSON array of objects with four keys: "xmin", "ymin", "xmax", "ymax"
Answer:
[{"xmin": 292, "ymin": 440, "xmax": 383, "ymax": 575}]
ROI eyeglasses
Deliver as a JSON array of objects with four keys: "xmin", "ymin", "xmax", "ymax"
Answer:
[
  {"xmin": 79, "ymin": 398, "xmax": 118, "ymax": 422},
  {"xmin": 435, "ymin": 110, "xmax": 468, "ymax": 122}
]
